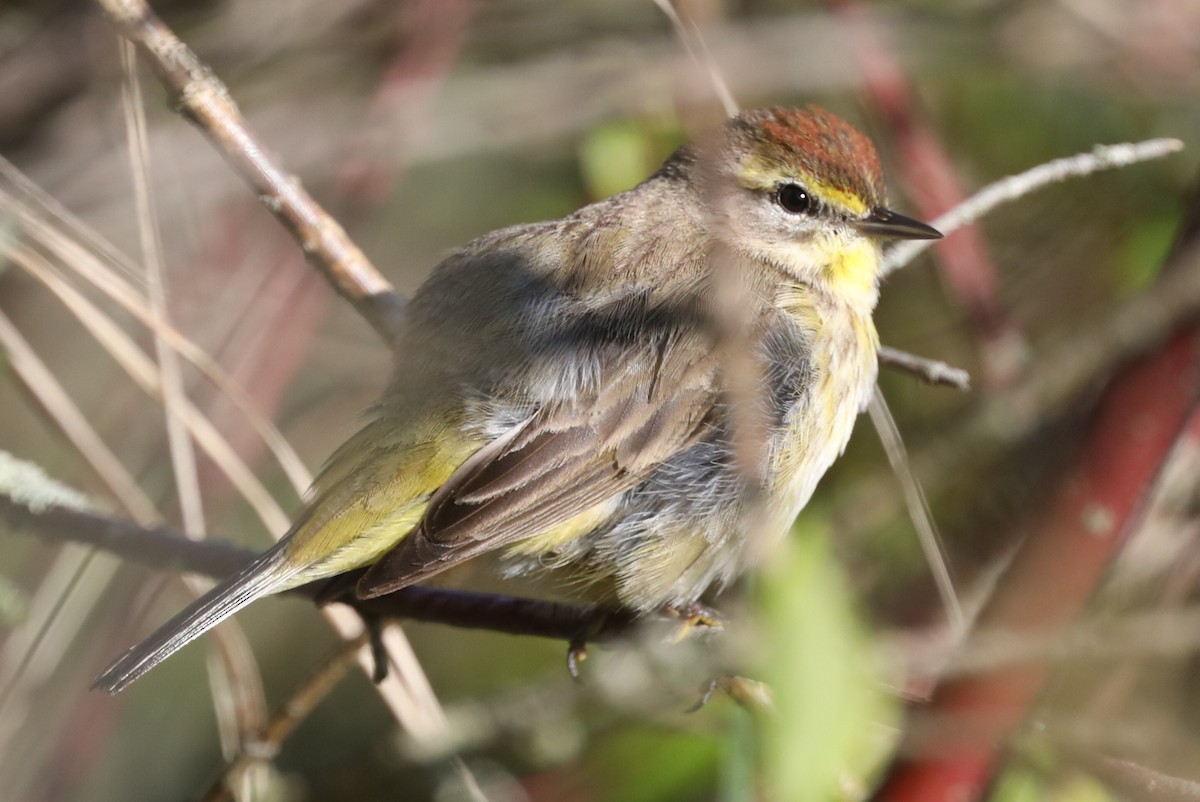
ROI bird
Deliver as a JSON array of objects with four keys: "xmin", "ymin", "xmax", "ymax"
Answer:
[{"xmin": 94, "ymin": 106, "xmax": 941, "ymax": 694}]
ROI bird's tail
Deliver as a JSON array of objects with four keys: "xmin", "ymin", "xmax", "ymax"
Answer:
[{"xmin": 93, "ymin": 547, "xmax": 292, "ymax": 694}]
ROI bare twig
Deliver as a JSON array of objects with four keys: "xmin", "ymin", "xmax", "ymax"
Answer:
[
  {"xmin": 883, "ymin": 138, "xmax": 1186, "ymax": 276},
  {"xmin": 9, "ymin": 243, "xmax": 290, "ymax": 534},
  {"xmin": 119, "ymin": 39, "xmax": 206, "ymax": 538},
  {"xmin": 1081, "ymin": 753, "xmax": 1200, "ymax": 802},
  {"xmin": 202, "ymin": 634, "xmax": 368, "ymax": 802},
  {"xmin": 94, "ymin": 0, "xmax": 405, "ymax": 346},
  {"xmin": 833, "ymin": 0, "xmax": 1025, "ymax": 385},
  {"xmin": 877, "ymin": 346, "xmax": 970, "ymax": 390},
  {"xmin": 869, "ymin": 388, "xmax": 964, "ymax": 635},
  {"xmin": 0, "ymin": 491, "xmax": 635, "ymax": 645},
  {"xmin": 651, "ymin": 0, "xmax": 740, "ymax": 118},
  {"xmin": 0, "ymin": 164, "xmax": 312, "ymax": 495},
  {"xmin": 119, "ymin": 37, "xmax": 274, "ymax": 771}
]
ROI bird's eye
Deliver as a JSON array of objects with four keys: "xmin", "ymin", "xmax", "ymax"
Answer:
[{"xmin": 776, "ymin": 183, "xmax": 813, "ymax": 215}]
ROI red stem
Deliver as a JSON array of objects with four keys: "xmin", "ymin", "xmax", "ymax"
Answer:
[{"xmin": 872, "ymin": 324, "xmax": 1200, "ymax": 801}]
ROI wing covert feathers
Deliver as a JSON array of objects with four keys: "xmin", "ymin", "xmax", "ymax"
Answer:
[{"xmin": 357, "ymin": 333, "xmax": 719, "ymax": 599}]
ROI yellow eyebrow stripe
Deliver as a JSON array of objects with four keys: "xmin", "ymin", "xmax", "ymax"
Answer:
[
  {"xmin": 810, "ymin": 183, "xmax": 869, "ymax": 216},
  {"xmin": 736, "ymin": 159, "xmax": 869, "ymax": 216}
]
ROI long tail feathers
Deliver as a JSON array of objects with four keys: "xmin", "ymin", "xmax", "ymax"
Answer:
[{"xmin": 93, "ymin": 549, "xmax": 291, "ymax": 694}]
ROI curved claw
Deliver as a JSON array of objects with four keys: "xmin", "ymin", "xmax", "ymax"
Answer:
[
  {"xmin": 664, "ymin": 602, "xmax": 723, "ymax": 644},
  {"xmin": 686, "ymin": 675, "xmax": 775, "ymax": 714},
  {"xmin": 685, "ymin": 677, "xmax": 723, "ymax": 713},
  {"xmin": 566, "ymin": 638, "xmax": 588, "ymax": 680}
]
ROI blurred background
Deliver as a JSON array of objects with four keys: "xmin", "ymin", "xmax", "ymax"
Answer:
[{"xmin": 1, "ymin": 0, "xmax": 1198, "ymax": 800}]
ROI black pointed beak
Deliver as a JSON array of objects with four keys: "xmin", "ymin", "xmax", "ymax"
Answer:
[{"xmin": 855, "ymin": 207, "xmax": 943, "ymax": 240}]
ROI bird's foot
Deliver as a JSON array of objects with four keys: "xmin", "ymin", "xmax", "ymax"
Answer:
[
  {"xmin": 311, "ymin": 569, "xmax": 365, "ymax": 607},
  {"xmin": 686, "ymin": 675, "xmax": 774, "ymax": 714},
  {"xmin": 662, "ymin": 602, "xmax": 723, "ymax": 644},
  {"xmin": 564, "ymin": 606, "xmax": 628, "ymax": 680}
]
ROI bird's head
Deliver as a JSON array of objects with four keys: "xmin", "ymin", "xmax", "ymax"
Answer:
[{"xmin": 702, "ymin": 106, "xmax": 941, "ymax": 307}]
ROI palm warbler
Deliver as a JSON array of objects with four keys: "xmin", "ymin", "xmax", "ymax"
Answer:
[{"xmin": 96, "ymin": 106, "xmax": 940, "ymax": 693}]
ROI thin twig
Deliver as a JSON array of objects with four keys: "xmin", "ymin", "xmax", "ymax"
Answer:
[
  {"xmin": 0, "ymin": 490, "xmax": 636, "ymax": 645},
  {"xmin": 119, "ymin": 39, "xmax": 206, "ymax": 538},
  {"xmin": 202, "ymin": 633, "xmax": 369, "ymax": 802},
  {"xmin": 1080, "ymin": 753, "xmax": 1200, "ymax": 802},
  {"xmin": 94, "ymin": 0, "xmax": 406, "ymax": 346},
  {"xmin": 869, "ymin": 388, "xmax": 964, "ymax": 635},
  {"xmin": 0, "ymin": 166, "xmax": 312, "ymax": 495},
  {"xmin": 9, "ymin": 243, "xmax": 291, "ymax": 534},
  {"xmin": 833, "ymin": 0, "xmax": 1024, "ymax": 385},
  {"xmin": 120, "ymin": 38, "xmax": 273, "ymax": 766},
  {"xmin": 883, "ymin": 138, "xmax": 1186, "ymax": 276},
  {"xmin": 877, "ymin": 346, "xmax": 970, "ymax": 390},
  {"xmin": 651, "ymin": 0, "xmax": 740, "ymax": 118}
]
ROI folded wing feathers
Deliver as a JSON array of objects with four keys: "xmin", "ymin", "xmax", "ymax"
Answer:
[{"xmin": 356, "ymin": 332, "xmax": 718, "ymax": 597}]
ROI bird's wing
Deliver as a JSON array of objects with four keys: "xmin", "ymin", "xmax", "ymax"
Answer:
[{"xmin": 356, "ymin": 324, "xmax": 721, "ymax": 598}]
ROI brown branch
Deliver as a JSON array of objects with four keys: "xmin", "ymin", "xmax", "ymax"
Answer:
[
  {"xmin": 93, "ymin": 0, "xmax": 406, "ymax": 346},
  {"xmin": 0, "ymin": 494, "xmax": 634, "ymax": 645}
]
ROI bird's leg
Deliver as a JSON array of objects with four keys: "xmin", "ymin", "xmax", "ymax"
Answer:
[
  {"xmin": 311, "ymin": 570, "xmax": 390, "ymax": 682},
  {"xmin": 312, "ymin": 569, "xmax": 365, "ymax": 606},
  {"xmin": 366, "ymin": 617, "xmax": 389, "ymax": 683},
  {"xmin": 565, "ymin": 606, "xmax": 622, "ymax": 680}
]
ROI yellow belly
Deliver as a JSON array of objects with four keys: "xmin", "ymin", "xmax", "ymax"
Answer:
[{"xmin": 771, "ymin": 282, "xmax": 879, "ymax": 521}]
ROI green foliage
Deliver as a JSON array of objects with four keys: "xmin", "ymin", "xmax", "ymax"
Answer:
[
  {"xmin": 579, "ymin": 120, "xmax": 660, "ymax": 199},
  {"xmin": 587, "ymin": 725, "xmax": 722, "ymax": 802},
  {"xmin": 992, "ymin": 767, "xmax": 1118, "ymax": 802},
  {"xmin": 757, "ymin": 515, "xmax": 897, "ymax": 801},
  {"xmin": 1113, "ymin": 213, "xmax": 1176, "ymax": 296},
  {"xmin": 578, "ymin": 118, "xmax": 683, "ymax": 200}
]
